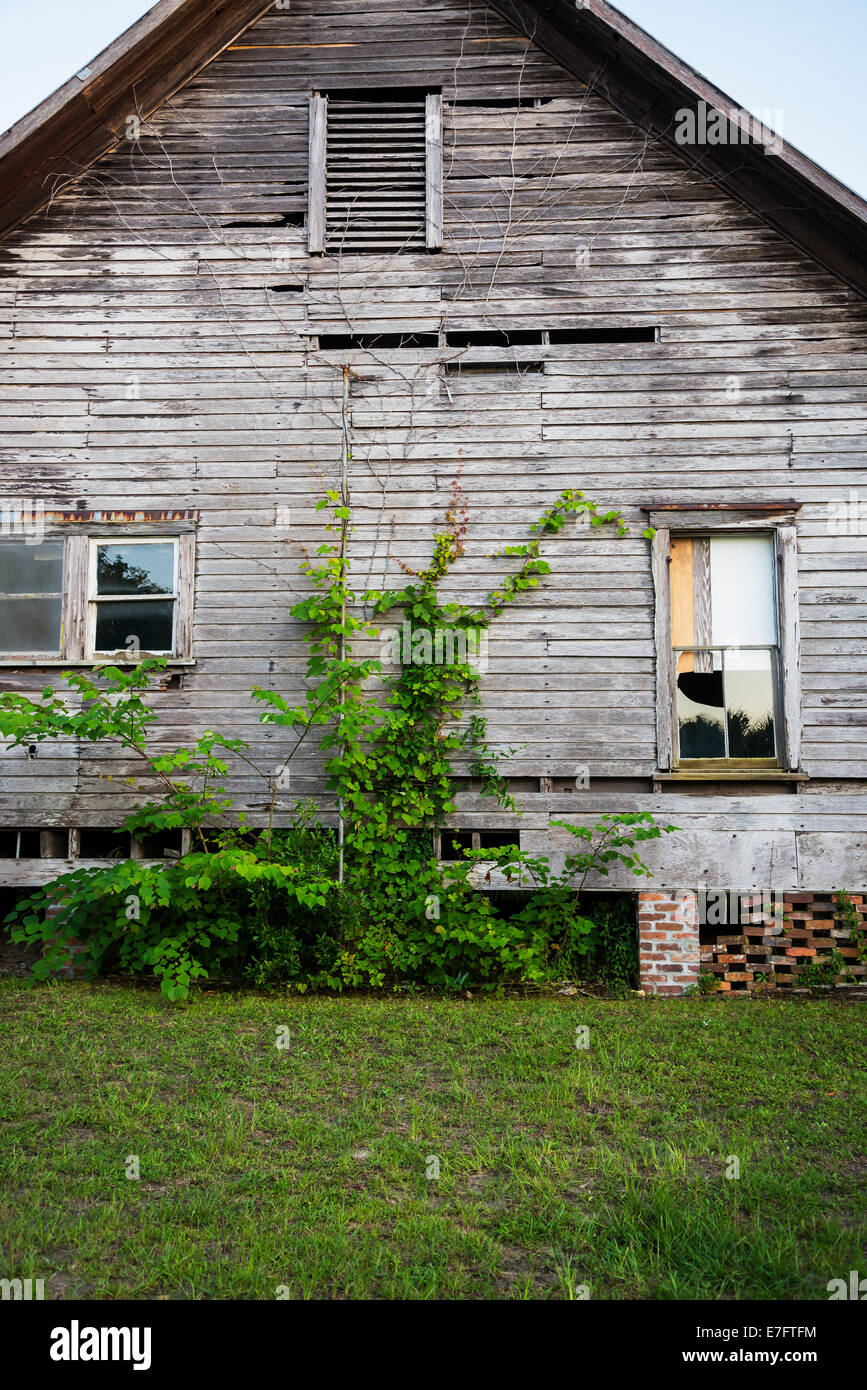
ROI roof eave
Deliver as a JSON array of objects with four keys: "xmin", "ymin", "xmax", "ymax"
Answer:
[
  {"xmin": 0, "ymin": 0, "xmax": 274, "ymax": 239},
  {"xmin": 491, "ymin": 0, "xmax": 867, "ymax": 298}
]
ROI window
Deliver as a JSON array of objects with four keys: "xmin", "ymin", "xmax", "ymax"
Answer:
[
  {"xmin": 0, "ymin": 541, "xmax": 64, "ymax": 656},
  {"xmin": 308, "ymin": 89, "xmax": 442, "ymax": 254},
  {"xmin": 89, "ymin": 540, "xmax": 178, "ymax": 656},
  {"xmin": 670, "ymin": 535, "xmax": 779, "ymax": 762},
  {"xmin": 0, "ymin": 525, "xmax": 195, "ymax": 664},
  {"xmin": 648, "ymin": 511, "xmax": 802, "ymax": 773}
]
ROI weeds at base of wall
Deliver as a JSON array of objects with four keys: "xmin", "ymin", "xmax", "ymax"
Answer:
[{"xmin": 0, "ymin": 487, "xmax": 676, "ymax": 1001}]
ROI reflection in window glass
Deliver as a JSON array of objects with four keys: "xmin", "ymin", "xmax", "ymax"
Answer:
[
  {"xmin": 677, "ymin": 654, "xmax": 726, "ymax": 758},
  {"xmin": 677, "ymin": 648, "xmax": 777, "ymax": 760},
  {"xmin": 92, "ymin": 540, "xmax": 177, "ymax": 655},
  {"xmin": 0, "ymin": 541, "xmax": 64, "ymax": 653},
  {"xmin": 96, "ymin": 544, "xmax": 174, "ymax": 596},
  {"xmin": 725, "ymin": 650, "xmax": 776, "ymax": 758},
  {"xmin": 94, "ymin": 600, "xmax": 175, "ymax": 653}
]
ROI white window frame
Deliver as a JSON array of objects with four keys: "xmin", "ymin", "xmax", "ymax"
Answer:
[
  {"xmin": 0, "ymin": 524, "xmax": 196, "ymax": 667},
  {"xmin": 87, "ymin": 536, "xmax": 179, "ymax": 660},
  {"xmin": 648, "ymin": 508, "xmax": 802, "ymax": 776}
]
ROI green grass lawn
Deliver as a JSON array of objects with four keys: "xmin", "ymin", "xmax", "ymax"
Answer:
[{"xmin": 0, "ymin": 981, "xmax": 863, "ymax": 1300}]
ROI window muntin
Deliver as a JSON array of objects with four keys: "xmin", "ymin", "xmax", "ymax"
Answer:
[
  {"xmin": 0, "ymin": 540, "xmax": 64, "ymax": 655},
  {"xmin": 89, "ymin": 539, "xmax": 178, "ymax": 656},
  {"xmin": 671, "ymin": 533, "xmax": 780, "ymax": 764}
]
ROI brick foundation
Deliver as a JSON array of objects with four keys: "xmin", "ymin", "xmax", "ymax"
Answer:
[
  {"xmin": 53, "ymin": 940, "xmax": 89, "ymax": 979},
  {"xmin": 638, "ymin": 890, "xmax": 701, "ymax": 996},
  {"xmin": 45, "ymin": 904, "xmax": 89, "ymax": 979},
  {"xmin": 701, "ymin": 892, "xmax": 867, "ymax": 995}
]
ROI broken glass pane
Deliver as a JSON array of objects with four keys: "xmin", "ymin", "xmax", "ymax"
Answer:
[
  {"xmin": 725, "ymin": 650, "xmax": 776, "ymax": 758},
  {"xmin": 677, "ymin": 652, "xmax": 726, "ymax": 758},
  {"xmin": 97, "ymin": 544, "xmax": 174, "ymax": 596}
]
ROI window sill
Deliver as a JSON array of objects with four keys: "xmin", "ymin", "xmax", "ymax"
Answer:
[
  {"xmin": 656, "ymin": 770, "xmax": 808, "ymax": 782},
  {"xmin": 0, "ymin": 658, "xmax": 197, "ymax": 669}
]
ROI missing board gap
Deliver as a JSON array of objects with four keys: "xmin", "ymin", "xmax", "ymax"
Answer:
[
  {"xmin": 436, "ymin": 829, "xmax": 521, "ymax": 861},
  {"xmin": 443, "ymin": 360, "xmax": 545, "ymax": 376},
  {"xmin": 221, "ymin": 212, "xmax": 305, "ymax": 229},
  {"xmin": 315, "ymin": 332, "xmax": 440, "ymax": 350},
  {"xmin": 324, "ymin": 85, "xmax": 435, "ymax": 103},
  {"xmin": 548, "ymin": 326, "xmax": 658, "ymax": 344},
  {"xmin": 78, "ymin": 828, "xmax": 131, "ymax": 859},
  {"xmin": 133, "ymin": 829, "xmax": 184, "ymax": 860},
  {"xmin": 446, "ymin": 327, "xmax": 659, "ymax": 348},
  {"xmin": 446, "ymin": 329, "xmax": 542, "ymax": 347},
  {"xmin": 311, "ymin": 327, "xmax": 658, "ymax": 353},
  {"xmin": 450, "ymin": 97, "xmax": 553, "ymax": 108},
  {"xmin": 0, "ymin": 830, "xmax": 42, "ymax": 859}
]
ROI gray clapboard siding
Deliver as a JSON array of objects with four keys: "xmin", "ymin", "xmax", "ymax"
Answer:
[{"xmin": 0, "ymin": 0, "xmax": 865, "ymax": 874}]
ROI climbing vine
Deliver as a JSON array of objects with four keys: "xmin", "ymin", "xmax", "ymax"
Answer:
[{"xmin": 0, "ymin": 483, "xmax": 673, "ymax": 997}]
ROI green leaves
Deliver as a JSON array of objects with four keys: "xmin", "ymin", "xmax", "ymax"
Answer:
[
  {"xmin": 2, "ymin": 479, "xmax": 664, "ymax": 998},
  {"xmin": 3, "ymin": 843, "xmax": 343, "ymax": 1001},
  {"xmin": 550, "ymin": 812, "xmax": 679, "ymax": 886}
]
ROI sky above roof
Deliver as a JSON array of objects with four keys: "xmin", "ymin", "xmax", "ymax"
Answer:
[{"xmin": 0, "ymin": 0, "xmax": 864, "ymax": 198}]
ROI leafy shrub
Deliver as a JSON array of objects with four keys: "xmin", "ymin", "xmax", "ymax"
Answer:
[
  {"xmin": 0, "ymin": 488, "xmax": 674, "ymax": 1001},
  {"xmin": 2, "ymin": 813, "xmax": 669, "ymax": 999},
  {"xmin": 3, "ymin": 848, "xmax": 339, "ymax": 1001},
  {"xmin": 330, "ymin": 814, "xmax": 672, "ymax": 993}
]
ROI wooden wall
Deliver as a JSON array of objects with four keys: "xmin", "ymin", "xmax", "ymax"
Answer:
[{"xmin": 1, "ymin": 0, "xmax": 866, "ymax": 887}]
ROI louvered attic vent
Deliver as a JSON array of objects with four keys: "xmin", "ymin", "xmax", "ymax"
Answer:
[{"xmin": 308, "ymin": 89, "xmax": 443, "ymax": 255}]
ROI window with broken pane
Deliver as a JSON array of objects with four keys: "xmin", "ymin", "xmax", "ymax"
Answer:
[
  {"xmin": 670, "ymin": 534, "xmax": 779, "ymax": 762},
  {"xmin": 91, "ymin": 541, "xmax": 177, "ymax": 654},
  {"xmin": 0, "ymin": 540, "xmax": 64, "ymax": 654}
]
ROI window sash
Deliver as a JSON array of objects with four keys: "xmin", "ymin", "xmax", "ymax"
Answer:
[
  {"xmin": 669, "ymin": 532, "xmax": 782, "ymax": 766},
  {"xmin": 672, "ymin": 644, "xmax": 781, "ymax": 764},
  {"xmin": 652, "ymin": 525, "xmax": 800, "ymax": 772},
  {"xmin": 87, "ymin": 538, "xmax": 179, "ymax": 657},
  {"xmin": 0, "ymin": 541, "xmax": 66, "ymax": 657},
  {"xmin": 0, "ymin": 528, "xmax": 195, "ymax": 666}
]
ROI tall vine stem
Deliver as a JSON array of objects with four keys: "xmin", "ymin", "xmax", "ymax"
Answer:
[{"xmin": 278, "ymin": 477, "xmax": 648, "ymax": 885}]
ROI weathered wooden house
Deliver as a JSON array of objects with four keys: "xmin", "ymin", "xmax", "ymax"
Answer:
[{"xmin": 1, "ymin": 0, "xmax": 866, "ymax": 993}]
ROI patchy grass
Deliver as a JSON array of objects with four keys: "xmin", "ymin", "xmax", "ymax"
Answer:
[{"xmin": 0, "ymin": 982, "xmax": 863, "ymax": 1300}]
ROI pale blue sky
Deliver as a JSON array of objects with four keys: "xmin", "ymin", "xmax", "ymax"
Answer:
[{"xmin": 0, "ymin": 0, "xmax": 864, "ymax": 197}]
